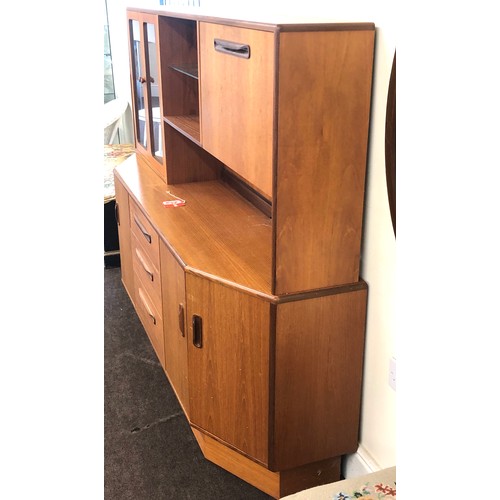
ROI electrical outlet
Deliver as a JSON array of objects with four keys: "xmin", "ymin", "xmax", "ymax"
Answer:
[{"xmin": 389, "ymin": 357, "xmax": 396, "ymax": 391}]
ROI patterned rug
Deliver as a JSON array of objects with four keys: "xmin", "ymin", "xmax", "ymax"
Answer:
[
  {"xmin": 104, "ymin": 144, "xmax": 135, "ymax": 203},
  {"xmin": 282, "ymin": 466, "xmax": 396, "ymax": 500}
]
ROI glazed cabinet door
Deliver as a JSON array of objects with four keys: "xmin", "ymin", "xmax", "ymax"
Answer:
[
  {"xmin": 186, "ymin": 273, "xmax": 271, "ymax": 465},
  {"xmin": 199, "ymin": 22, "xmax": 275, "ymax": 200},
  {"xmin": 160, "ymin": 241, "xmax": 189, "ymax": 414},
  {"xmin": 127, "ymin": 11, "xmax": 164, "ymax": 171}
]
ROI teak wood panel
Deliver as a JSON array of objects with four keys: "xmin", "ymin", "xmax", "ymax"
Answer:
[
  {"xmin": 113, "ymin": 174, "xmax": 133, "ymax": 295},
  {"xmin": 272, "ymin": 286, "xmax": 367, "ymax": 470},
  {"xmin": 192, "ymin": 427, "xmax": 341, "ymax": 499},
  {"xmin": 274, "ymin": 29, "xmax": 375, "ymax": 293},
  {"xmin": 186, "ymin": 274, "xmax": 271, "ymax": 465},
  {"xmin": 160, "ymin": 240, "xmax": 190, "ymax": 414},
  {"xmin": 199, "ymin": 22, "xmax": 275, "ymax": 199},
  {"xmin": 163, "ymin": 124, "xmax": 222, "ymax": 185},
  {"xmin": 114, "ymin": 155, "xmax": 272, "ymax": 294},
  {"xmin": 192, "ymin": 427, "xmax": 281, "ymax": 497}
]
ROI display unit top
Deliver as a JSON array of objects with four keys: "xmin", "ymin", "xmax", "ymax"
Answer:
[{"xmin": 126, "ymin": 6, "xmax": 375, "ymax": 33}]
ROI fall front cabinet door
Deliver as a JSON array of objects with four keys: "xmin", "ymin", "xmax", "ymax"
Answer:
[
  {"xmin": 199, "ymin": 22, "xmax": 275, "ymax": 200},
  {"xmin": 186, "ymin": 273, "xmax": 271, "ymax": 465}
]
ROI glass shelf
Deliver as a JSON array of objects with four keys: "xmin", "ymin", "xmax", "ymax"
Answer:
[{"xmin": 169, "ymin": 64, "xmax": 199, "ymax": 80}]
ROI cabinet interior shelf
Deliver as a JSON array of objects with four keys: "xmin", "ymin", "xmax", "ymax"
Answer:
[
  {"xmin": 164, "ymin": 116, "xmax": 200, "ymax": 144},
  {"xmin": 169, "ymin": 64, "xmax": 198, "ymax": 80}
]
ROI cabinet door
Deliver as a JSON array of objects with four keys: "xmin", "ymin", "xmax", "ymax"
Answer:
[
  {"xmin": 199, "ymin": 22, "xmax": 275, "ymax": 199},
  {"xmin": 160, "ymin": 241, "xmax": 189, "ymax": 414},
  {"xmin": 113, "ymin": 174, "xmax": 133, "ymax": 295},
  {"xmin": 128, "ymin": 12, "xmax": 164, "ymax": 171},
  {"xmin": 186, "ymin": 274, "xmax": 271, "ymax": 465}
]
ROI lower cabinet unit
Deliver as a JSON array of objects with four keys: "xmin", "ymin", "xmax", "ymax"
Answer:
[{"xmin": 113, "ymin": 155, "xmax": 369, "ymax": 498}]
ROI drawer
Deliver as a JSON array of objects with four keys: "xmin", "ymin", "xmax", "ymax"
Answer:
[
  {"xmin": 132, "ymin": 233, "xmax": 162, "ymax": 314},
  {"xmin": 130, "ymin": 200, "xmax": 160, "ymax": 269},
  {"xmin": 134, "ymin": 273, "xmax": 165, "ymax": 368}
]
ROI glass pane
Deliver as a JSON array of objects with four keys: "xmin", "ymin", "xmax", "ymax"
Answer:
[
  {"xmin": 145, "ymin": 22, "xmax": 162, "ymax": 158},
  {"xmin": 104, "ymin": 1, "xmax": 115, "ymax": 103},
  {"xmin": 131, "ymin": 20, "xmax": 146, "ymax": 148}
]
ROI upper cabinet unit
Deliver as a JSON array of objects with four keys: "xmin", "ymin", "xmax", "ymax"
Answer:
[{"xmin": 126, "ymin": 12, "xmax": 375, "ymax": 294}]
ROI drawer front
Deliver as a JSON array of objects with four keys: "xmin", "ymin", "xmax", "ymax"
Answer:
[
  {"xmin": 199, "ymin": 22, "xmax": 275, "ymax": 199},
  {"xmin": 134, "ymin": 273, "xmax": 165, "ymax": 367},
  {"xmin": 130, "ymin": 200, "xmax": 160, "ymax": 269},
  {"xmin": 132, "ymin": 233, "xmax": 162, "ymax": 314}
]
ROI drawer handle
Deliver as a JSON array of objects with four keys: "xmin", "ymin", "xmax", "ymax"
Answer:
[
  {"xmin": 138, "ymin": 289, "xmax": 156, "ymax": 325},
  {"xmin": 178, "ymin": 304, "xmax": 185, "ymax": 337},
  {"xmin": 115, "ymin": 202, "xmax": 120, "ymax": 226},
  {"xmin": 135, "ymin": 248, "xmax": 154, "ymax": 282},
  {"xmin": 192, "ymin": 315, "xmax": 203, "ymax": 348},
  {"xmin": 214, "ymin": 38, "xmax": 250, "ymax": 59},
  {"xmin": 134, "ymin": 216, "xmax": 152, "ymax": 244}
]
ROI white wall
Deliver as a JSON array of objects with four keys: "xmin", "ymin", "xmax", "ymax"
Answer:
[{"xmin": 107, "ymin": 0, "xmax": 396, "ymax": 475}]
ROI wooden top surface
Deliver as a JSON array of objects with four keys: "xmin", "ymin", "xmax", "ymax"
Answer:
[
  {"xmin": 115, "ymin": 154, "xmax": 273, "ymax": 295},
  {"xmin": 126, "ymin": 7, "xmax": 375, "ymax": 32}
]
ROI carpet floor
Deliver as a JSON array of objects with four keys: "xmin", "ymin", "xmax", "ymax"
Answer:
[{"xmin": 104, "ymin": 266, "xmax": 273, "ymax": 499}]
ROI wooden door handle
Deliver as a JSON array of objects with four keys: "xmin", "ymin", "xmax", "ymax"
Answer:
[
  {"xmin": 192, "ymin": 315, "xmax": 203, "ymax": 348},
  {"xmin": 178, "ymin": 304, "xmax": 185, "ymax": 337},
  {"xmin": 214, "ymin": 38, "xmax": 250, "ymax": 59}
]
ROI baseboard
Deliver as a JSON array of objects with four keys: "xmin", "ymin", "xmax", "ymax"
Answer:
[{"xmin": 342, "ymin": 445, "xmax": 381, "ymax": 479}]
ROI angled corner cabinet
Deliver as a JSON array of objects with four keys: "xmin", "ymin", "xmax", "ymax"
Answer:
[{"xmin": 114, "ymin": 8, "xmax": 375, "ymax": 498}]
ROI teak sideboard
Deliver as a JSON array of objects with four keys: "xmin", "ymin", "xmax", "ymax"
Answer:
[{"xmin": 113, "ymin": 8, "xmax": 375, "ymax": 498}]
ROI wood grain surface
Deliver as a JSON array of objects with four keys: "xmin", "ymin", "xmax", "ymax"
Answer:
[
  {"xmin": 186, "ymin": 274, "xmax": 271, "ymax": 464},
  {"xmin": 274, "ymin": 29, "xmax": 375, "ymax": 293},
  {"xmin": 200, "ymin": 22, "xmax": 275, "ymax": 199}
]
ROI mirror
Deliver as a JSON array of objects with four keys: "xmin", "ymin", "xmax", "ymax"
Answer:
[{"xmin": 385, "ymin": 51, "xmax": 396, "ymax": 237}]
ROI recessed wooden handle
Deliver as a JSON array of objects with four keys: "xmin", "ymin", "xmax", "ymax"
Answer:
[
  {"xmin": 192, "ymin": 315, "xmax": 203, "ymax": 348},
  {"xmin": 214, "ymin": 38, "xmax": 250, "ymax": 59},
  {"xmin": 134, "ymin": 216, "xmax": 152, "ymax": 244},
  {"xmin": 178, "ymin": 304, "xmax": 185, "ymax": 337},
  {"xmin": 138, "ymin": 288, "xmax": 156, "ymax": 325},
  {"xmin": 135, "ymin": 248, "xmax": 154, "ymax": 281}
]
